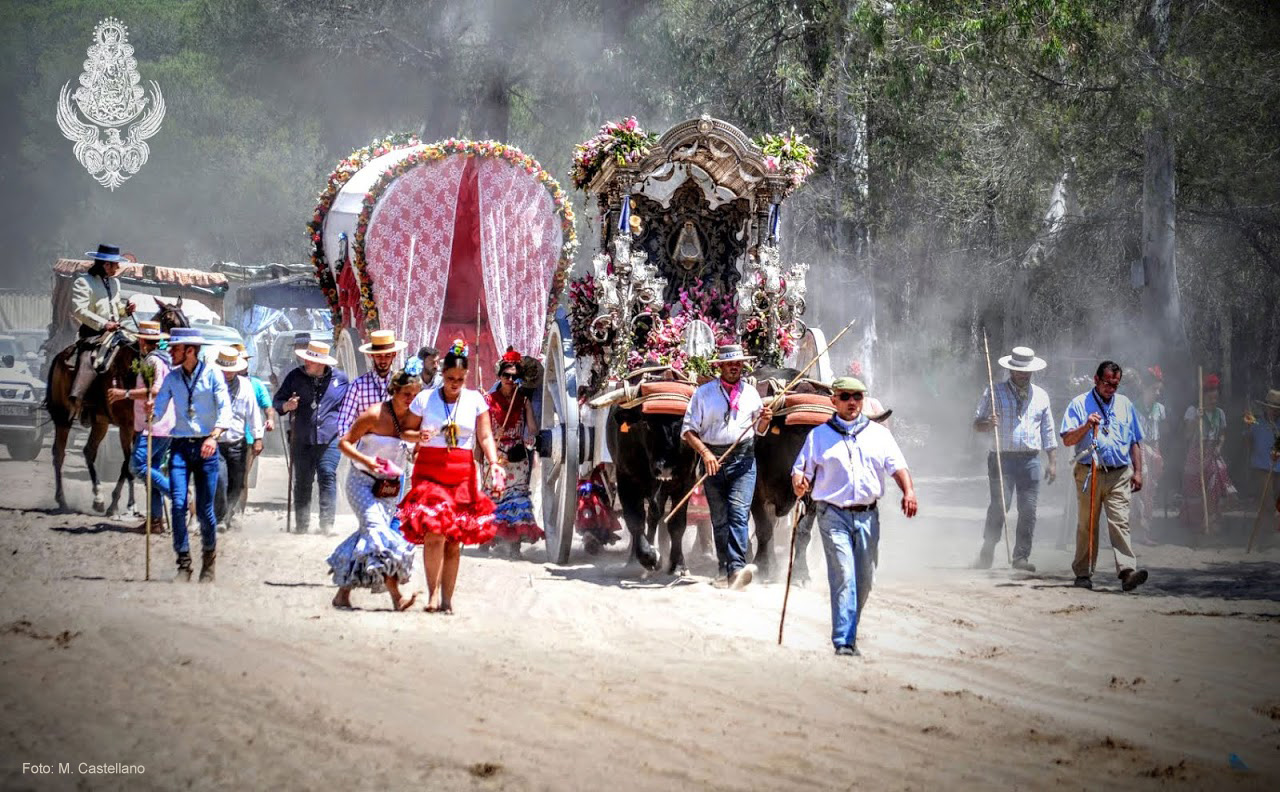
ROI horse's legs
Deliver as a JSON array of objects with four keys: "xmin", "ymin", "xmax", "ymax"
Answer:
[
  {"xmin": 750, "ymin": 495, "xmax": 777, "ymax": 581},
  {"xmin": 52, "ymin": 423, "xmax": 71, "ymax": 512},
  {"xmin": 83, "ymin": 421, "xmax": 109, "ymax": 513},
  {"xmin": 106, "ymin": 426, "xmax": 136, "ymax": 518}
]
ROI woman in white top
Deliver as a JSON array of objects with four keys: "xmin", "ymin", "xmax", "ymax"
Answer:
[
  {"xmin": 398, "ymin": 340, "xmax": 505, "ymax": 614},
  {"xmin": 328, "ymin": 364, "xmax": 423, "ymax": 611}
]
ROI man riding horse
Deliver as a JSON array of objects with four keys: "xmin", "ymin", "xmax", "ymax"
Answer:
[{"xmin": 69, "ymin": 244, "xmax": 135, "ymax": 420}]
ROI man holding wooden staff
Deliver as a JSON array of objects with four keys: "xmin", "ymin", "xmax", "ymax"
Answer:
[
  {"xmin": 107, "ymin": 319, "xmax": 174, "ymax": 534},
  {"xmin": 790, "ymin": 376, "xmax": 917, "ymax": 657},
  {"xmin": 1060, "ymin": 361, "xmax": 1148, "ymax": 591},
  {"xmin": 681, "ymin": 344, "xmax": 773, "ymax": 590},
  {"xmin": 972, "ymin": 346, "xmax": 1058, "ymax": 572}
]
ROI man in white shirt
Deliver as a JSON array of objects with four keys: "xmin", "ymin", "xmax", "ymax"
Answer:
[
  {"xmin": 681, "ymin": 344, "xmax": 772, "ymax": 589},
  {"xmin": 792, "ymin": 376, "xmax": 917, "ymax": 657},
  {"xmin": 972, "ymin": 345, "xmax": 1058, "ymax": 571},
  {"xmin": 211, "ymin": 347, "xmax": 264, "ymax": 530}
]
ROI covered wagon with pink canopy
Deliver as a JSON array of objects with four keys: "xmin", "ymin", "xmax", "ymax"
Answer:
[{"xmin": 310, "ymin": 136, "xmax": 582, "ymax": 563}]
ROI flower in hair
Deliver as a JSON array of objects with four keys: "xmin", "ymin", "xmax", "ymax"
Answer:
[
  {"xmin": 403, "ymin": 357, "xmax": 424, "ymax": 377},
  {"xmin": 501, "ymin": 345, "xmax": 522, "ymax": 364},
  {"xmin": 449, "ymin": 339, "xmax": 469, "ymax": 357}
]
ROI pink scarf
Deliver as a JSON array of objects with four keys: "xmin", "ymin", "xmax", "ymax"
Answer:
[{"xmin": 720, "ymin": 379, "xmax": 743, "ymax": 414}]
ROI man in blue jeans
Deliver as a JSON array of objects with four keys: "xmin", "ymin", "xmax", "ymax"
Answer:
[
  {"xmin": 149, "ymin": 327, "xmax": 231, "ymax": 582},
  {"xmin": 107, "ymin": 319, "xmax": 174, "ymax": 534},
  {"xmin": 273, "ymin": 339, "xmax": 349, "ymax": 535},
  {"xmin": 792, "ymin": 376, "xmax": 917, "ymax": 657},
  {"xmin": 972, "ymin": 346, "xmax": 1058, "ymax": 572},
  {"xmin": 681, "ymin": 344, "xmax": 772, "ymax": 589}
]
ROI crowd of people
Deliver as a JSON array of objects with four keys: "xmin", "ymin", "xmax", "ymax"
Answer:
[{"xmin": 64, "ymin": 243, "xmax": 1280, "ymax": 658}]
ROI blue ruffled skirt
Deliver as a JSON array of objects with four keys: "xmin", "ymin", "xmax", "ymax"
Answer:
[{"xmin": 327, "ymin": 469, "xmax": 415, "ymax": 592}]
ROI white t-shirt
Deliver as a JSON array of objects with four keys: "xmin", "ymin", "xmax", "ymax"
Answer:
[{"xmin": 409, "ymin": 387, "xmax": 488, "ymax": 449}]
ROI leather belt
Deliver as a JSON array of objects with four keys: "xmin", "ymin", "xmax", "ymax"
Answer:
[
  {"xmin": 1079, "ymin": 462, "xmax": 1128, "ymax": 474},
  {"xmin": 831, "ymin": 501, "xmax": 877, "ymax": 513},
  {"xmin": 706, "ymin": 441, "xmax": 753, "ymax": 457}
]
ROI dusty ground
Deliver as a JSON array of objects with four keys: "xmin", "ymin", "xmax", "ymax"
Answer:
[{"xmin": 1, "ymin": 432, "xmax": 1278, "ymax": 791}]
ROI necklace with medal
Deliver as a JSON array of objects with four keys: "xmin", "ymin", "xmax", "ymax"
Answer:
[
  {"xmin": 311, "ymin": 371, "xmax": 331, "ymax": 412},
  {"xmin": 438, "ymin": 389, "xmax": 460, "ymax": 448},
  {"xmin": 182, "ymin": 361, "xmax": 204, "ymax": 422}
]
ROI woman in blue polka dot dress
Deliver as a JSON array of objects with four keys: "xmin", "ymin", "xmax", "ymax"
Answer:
[{"xmin": 327, "ymin": 365, "xmax": 423, "ymax": 610}]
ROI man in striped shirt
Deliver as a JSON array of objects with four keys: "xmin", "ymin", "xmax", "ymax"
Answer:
[{"xmin": 973, "ymin": 346, "xmax": 1058, "ymax": 572}]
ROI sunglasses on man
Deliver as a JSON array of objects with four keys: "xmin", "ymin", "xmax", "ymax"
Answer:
[
  {"xmin": 835, "ymin": 392, "xmax": 864, "ymax": 402},
  {"xmin": 499, "ymin": 372, "xmax": 518, "ymax": 380}
]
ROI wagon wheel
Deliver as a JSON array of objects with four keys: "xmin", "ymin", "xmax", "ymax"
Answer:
[{"xmin": 538, "ymin": 317, "xmax": 579, "ymax": 564}]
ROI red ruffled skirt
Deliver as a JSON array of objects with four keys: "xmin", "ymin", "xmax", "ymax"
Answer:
[{"xmin": 398, "ymin": 447, "xmax": 496, "ymax": 545}]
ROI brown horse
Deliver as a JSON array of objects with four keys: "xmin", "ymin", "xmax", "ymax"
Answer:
[{"xmin": 44, "ymin": 298, "xmax": 189, "ymax": 514}]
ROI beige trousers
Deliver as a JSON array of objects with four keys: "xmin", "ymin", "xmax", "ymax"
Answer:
[{"xmin": 1072, "ymin": 463, "xmax": 1138, "ymax": 579}]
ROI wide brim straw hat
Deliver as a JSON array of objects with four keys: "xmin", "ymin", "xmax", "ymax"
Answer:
[
  {"xmin": 998, "ymin": 346, "xmax": 1047, "ymax": 372},
  {"xmin": 167, "ymin": 327, "xmax": 210, "ymax": 347},
  {"xmin": 711, "ymin": 344, "xmax": 756, "ymax": 364},
  {"xmin": 134, "ymin": 320, "xmax": 168, "ymax": 341},
  {"xmin": 1257, "ymin": 388, "xmax": 1280, "ymax": 410},
  {"xmin": 212, "ymin": 346, "xmax": 248, "ymax": 373},
  {"xmin": 359, "ymin": 329, "xmax": 408, "ymax": 355},
  {"xmin": 295, "ymin": 340, "xmax": 338, "ymax": 367}
]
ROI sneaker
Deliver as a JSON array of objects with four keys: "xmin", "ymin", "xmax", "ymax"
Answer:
[
  {"xmin": 1120, "ymin": 568, "xmax": 1148, "ymax": 592},
  {"xmin": 1073, "ymin": 576, "xmax": 1093, "ymax": 589},
  {"xmin": 729, "ymin": 564, "xmax": 756, "ymax": 590},
  {"xmin": 1011, "ymin": 558, "xmax": 1036, "ymax": 572}
]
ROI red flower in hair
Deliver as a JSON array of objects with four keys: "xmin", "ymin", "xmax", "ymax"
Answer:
[
  {"xmin": 1147, "ymin": 365, "xmax": 1163, "ymax": 382},
  {"xmin": 501, "ymin": 346, "xmax": 522, "ymax": 364},
  {"xmin": 1204, "ymin": 373, "xmax": 1221, "ymax": 390}
]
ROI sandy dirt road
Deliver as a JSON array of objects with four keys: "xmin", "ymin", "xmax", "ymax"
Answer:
[{"xmin": 1, "ymin": 436, "xmax": 1278, "ymax": 790}]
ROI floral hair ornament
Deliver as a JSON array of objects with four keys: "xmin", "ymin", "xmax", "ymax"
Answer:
[
  {"xmin": 501, "ymin": 346, "xmax": 522, "ymax": 364},
  {"xmin": 448, "ymin": 339, "xmax": 468, "ymax": 358},
  {"xmin": 403, "ymin": 356, "xmax": 424, "ymax": 378},
  {"xmin": 1147, "ymin": 365, "xmax": 1163, "ymax": 382}
]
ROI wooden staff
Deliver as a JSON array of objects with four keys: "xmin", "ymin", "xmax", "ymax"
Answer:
[
  {"xmin": 1087, "ymin": 447, "xmax": 1100, "ymax": 574},
  {"xmin": 982, "ymin": 329, "xmax": 1012, "ymax": 565},
  {"xmin": 1247, "ymin": 466, "xmax": 1276, "ymax": 554},
  {"xmin": 1198, "ymin": 366, "xmax": 1209, "ymax": 534},
  {"xmin": 777, "ymin": 505, "xmax": 803, "ymax": 645},
  {"xmin": 662, "ymin": 317, "xmax": 859, "ymax": 524},
  {"xmin": 145, "ymin": 410, "xmax": 153, "ymax": 581},
  {"xmin": 281, "ymin": 416, "xmax": 294, "ymax": 533}
]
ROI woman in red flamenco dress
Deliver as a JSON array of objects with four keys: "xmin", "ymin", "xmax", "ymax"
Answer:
[{"xmin": 399, "ymin": 342, "xmax": 506, "ymax": 613}]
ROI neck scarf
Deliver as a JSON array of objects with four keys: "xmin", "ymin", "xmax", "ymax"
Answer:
[
  {"xmin": 826, "ymin": 412, "xmax": 870, "ymax": 438},
  {"xmin": 719, "ymin": 378, "xmax": 743, "ymax": 422},
  {"xmin": 1008, "ymin": 378, "xmax": 1030, "ymax": 413}
]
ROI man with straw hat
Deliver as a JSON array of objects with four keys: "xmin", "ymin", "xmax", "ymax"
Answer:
[
  {"xmin": 69, "ymin": 243, "xmax": 135, "ymax": 417},
  {"xmin": 1060, "ymin": 361, "xmax": 1148, "ymax": 592},
  {"xmin": 211, "ymin": 347, "xmax": 264, "ymax": 531},
  {"xmin": 231, "ymin": 343, "xmax": 274, "ymax": 518},
  {"xmin": 972, "ymin": 345, "xmax": 1058, "ymax": 572},
  {"xmin": 1244, "ymin": 388, "xmax": 1280, "ymax": 499},
  {"xmin": 791, "ymin": 376, "xmax": 917, "ymax": 657},
  {"xmin": 339, "ymin": 330, "xmax": 408, "ymax": 436},
  {"xmin": 681, "ymin": 343, "xmax": 773, "ymax": 589},
  {"xmin": 149, "ymin": 327, "xmax": 231, "ymax": 582},
  {"xmin": 106, "ymin": 319, "xmax": 174, "ymax": 534},
  {"xmin": 273, "ymin": 339, "xmax": 350, "ymax": 535}
]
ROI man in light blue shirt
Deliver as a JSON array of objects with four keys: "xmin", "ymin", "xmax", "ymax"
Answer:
[
  {"xmin": 151, "ymin": 327, "xmax": 231, "ymax": 582},
  {"xmin": 1060, "ymin": 360, "xmax": 1147, "ymax": 592},
  {"xmin": 973, "ymin": 346, "xmax": 1058, "ymax": 572},
  {"xmin": 791, "ymin": 376, "xmax": 917, "ymax": 657}
]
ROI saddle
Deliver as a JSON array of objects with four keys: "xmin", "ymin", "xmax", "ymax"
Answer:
[{"xmin": 62, "ymin": 329, "xmax": 128, "ymax": 374}]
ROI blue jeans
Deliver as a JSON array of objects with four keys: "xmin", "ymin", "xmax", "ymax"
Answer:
[
  {"xmin": 169, "ymin": 437, "xmax": 220, "ymax": 554},
  {"xmin": 129, "ymin": 434, "xmax": 171, "ymax": 519},
  {"xmin": 703, "ymin": 448, "xmax": 756, "ymax": 576},
  {"xmin": 984, "ymin": 452, "xmax": 1041, "ymax": 561},
  {"xmin": 293, "ymin": 439, "xmax": 341, "ymax": 533},
  {"xmin": 817, "ymin": 502, "xmax": 880, "ymax": 649}
]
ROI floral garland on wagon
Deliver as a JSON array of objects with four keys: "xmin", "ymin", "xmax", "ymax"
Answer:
[
  {"xmin": 350, "ymin": 138, "xmax": 578, "ymax": 338},
  {"xmin": 570, "ymin": 117, "xmax": 657, "ymax": 191},
  {"xmin": 307, "ymin": 132, "xmax": 423, "ymax": 329},
  {"xmin": 754, "ymin": 129, "xmax": 816, "ymax": 188}
]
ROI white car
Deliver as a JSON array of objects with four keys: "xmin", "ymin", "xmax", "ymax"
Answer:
[{"xmin": 0, "ymin": 340, "xmax": 47, "ymax": 460}]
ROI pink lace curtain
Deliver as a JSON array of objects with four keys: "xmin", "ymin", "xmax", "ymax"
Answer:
[
  {"xmin": 476, "ymin": 157, "xmax": 564, "ymax": 361},
  {"xmin": 363, "ymin": 156, "xmax": 468, "ymax": 349}
]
